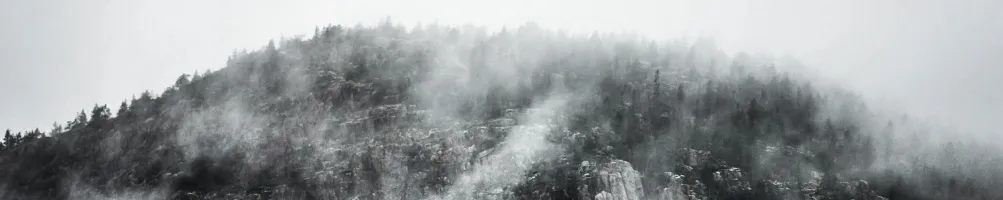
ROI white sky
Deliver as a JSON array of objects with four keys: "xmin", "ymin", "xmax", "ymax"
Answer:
[{"xmin": 1, "ymin": 0, "xmax": 1001, "ymax": 137}]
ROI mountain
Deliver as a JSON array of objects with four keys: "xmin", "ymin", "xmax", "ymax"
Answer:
[{"xmin": 0, "ymin": 22, "xmax": 999, "ymax": 200}]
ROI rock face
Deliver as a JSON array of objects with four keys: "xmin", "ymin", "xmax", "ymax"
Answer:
[{"xmin": 590, "ymin": 160, "xmax": 644, "ymax": 200}]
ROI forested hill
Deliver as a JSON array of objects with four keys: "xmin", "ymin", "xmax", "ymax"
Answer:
[{"xmin": 1, "ymin": 22, "xmax": 999, "ymax": 199}]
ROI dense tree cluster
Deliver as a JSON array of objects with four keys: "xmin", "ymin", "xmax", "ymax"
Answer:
[{"xmin": 0, "ymin": 22, "xmax": 999, "ymax": 199}]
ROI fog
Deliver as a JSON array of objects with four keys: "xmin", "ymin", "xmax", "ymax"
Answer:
[
  {"xmin": 1, "ymin": 0, "xmax": 1001, "ymax": 199},
  {"xmin": 2, "ymin": 0, "xmax": 1000, "ymax": 140}
]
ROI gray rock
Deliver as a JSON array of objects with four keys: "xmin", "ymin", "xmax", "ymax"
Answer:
[{"xmin": 591, "ymin": 159, "xmax": 644, "ymax": 200}]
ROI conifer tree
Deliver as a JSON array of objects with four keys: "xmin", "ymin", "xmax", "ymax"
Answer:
[
  {"xmin": 87, "ymin": 105, "xmax": 111, "ymax": 130},
  {"xmin": 3, "ymin": 129, "xmax": 15, "ymax": 149}
]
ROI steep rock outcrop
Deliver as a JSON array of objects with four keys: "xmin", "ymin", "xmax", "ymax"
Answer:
[{"xmin": 588, "ymin": 160, "xmax": 644, "ymax": 200}]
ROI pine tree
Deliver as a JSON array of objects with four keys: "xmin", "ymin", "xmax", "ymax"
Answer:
[
  {"xmin": 50, "ymin": 122, "xmax": 63, "ymax": 136},
  {"xmin": 70, "ymin": 110, "xmax": 88, "ymax": 130},
  {"xmin": 87, "ymin": 105, "xmax": 111, "ymax": 130},
  {"xmin": 676, "ymin": 84, "xmax": 686, "ymax": 102},
  {"xmin": 3, "ymin": 129, "xmax": 15, "ymax": 148},
  {"xmin": 140, "ymin": 91, "xmax": 153, "ymax": 102},
  {"xmin": 117, "ymin": 101, "xmax": 129, "ymax": 118},
  {"xmin": 23, "ymin": 128, "xmax": 41, "ymax": 143},
  {"xmin": 192, "ymin": 70, "xmax": 202, "ymax": 81},
  {"xmin": 653, "ymin": 70, "xmax": 660, "ymax": 100},
  {"xmin": 175, "ymin": 74, "xmax": 190, "ymax": 88}
]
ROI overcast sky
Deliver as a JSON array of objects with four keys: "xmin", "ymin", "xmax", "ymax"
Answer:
[{"xmin": 1, "ymin": 0, "xmax": 1000, "ymax": 138}]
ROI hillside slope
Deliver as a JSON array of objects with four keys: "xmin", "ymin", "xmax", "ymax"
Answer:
[{"xmin": 1, "ymin": 23, "xmax": 998, "ymax": 200}]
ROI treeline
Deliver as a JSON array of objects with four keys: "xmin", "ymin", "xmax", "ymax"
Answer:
[
  {"xmin": 0, "ymin": 21, "xmax": 997, "ymax": 200},
  {"xmin": 0, "ymin": 129, "xmax": 44, "ymax": 152}
]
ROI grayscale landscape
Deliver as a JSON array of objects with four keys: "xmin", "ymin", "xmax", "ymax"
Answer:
[{"xmin": 1, "ymin": 0, "xmax": 1001, "ymax": 199}]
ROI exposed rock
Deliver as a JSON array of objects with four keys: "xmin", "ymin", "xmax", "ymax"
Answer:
[
  {"xmin": 595, "ymin": 191, "xmax": 614, "ymax": 200},
  {"xmin": 590, "ymin": 159, "xmax": 644, "ymax": 200}
]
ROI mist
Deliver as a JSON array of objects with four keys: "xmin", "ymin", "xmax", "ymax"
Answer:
[
  {"xmin": 3, "ymin": 0, "xmax": 1001, "ymax": 141},
  {"xmin": 1, "ymin": 0, "xmax": 1001, "ymax": 199}
]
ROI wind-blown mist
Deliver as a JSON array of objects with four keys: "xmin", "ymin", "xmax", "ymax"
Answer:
[
  {"xmin": 436, "ymin": 96, "xmax": 568, "ymax": 200},
  {"xmin": 0, "ymin": 21, "xmax": 1000, "ymax": 200}
]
